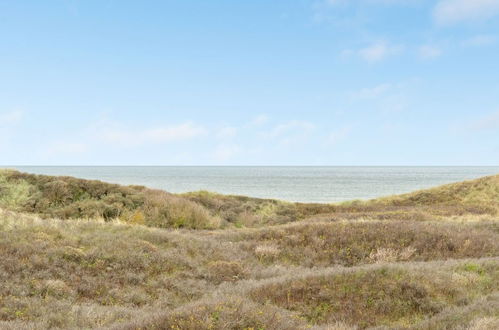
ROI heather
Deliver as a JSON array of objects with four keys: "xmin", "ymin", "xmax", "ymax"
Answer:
[{"xmin": 1, "ymin": 170, "xmax": 498, "ymax": 329}]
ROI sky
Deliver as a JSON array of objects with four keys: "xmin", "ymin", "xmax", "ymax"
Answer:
[{"xmin": 1, "ymin": 0, "xmax": 499, "ymax": 166}]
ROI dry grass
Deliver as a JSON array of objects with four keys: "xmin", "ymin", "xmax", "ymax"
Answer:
[
  {"xmin": 2, "ymin": 169, "xmax": 499, "ymax": 229},
  {"xmin": 0, "ymin": 170, "xmax": 221, "ymax": 229},
  {"xmin": 114, "ymin": 296, "xmax": 309, "ymax": 330},
  {"xmin": 0, "ymin": 209, "xmax": 257, "ymax": 328},
  {"xmin": 249, "ymin": 259, "xmax": 499, "ymax": 328},
  {"xmin": 1, "ymin": 170, "xmax": 499, "ymax": 329},
  {"xmin": 361, "ymin": 174, "xmax": 499, "ymax": 218},
  {"xmin": 218, "ymin": 221, "xmax": 499, "ymax": 267}
]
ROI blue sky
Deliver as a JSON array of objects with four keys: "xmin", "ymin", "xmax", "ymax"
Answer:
[{"xmin": 1, "ymin": 0, "xmax": 499, "ymax": 165}]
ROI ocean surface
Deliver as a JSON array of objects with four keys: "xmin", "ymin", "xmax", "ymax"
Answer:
[{"xmin": 6, "ymin": 166, "xmax": 499, "ymax": 203}]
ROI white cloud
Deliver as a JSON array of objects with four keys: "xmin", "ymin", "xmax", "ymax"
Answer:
[
  {"xmin": 359, "ymin": 43, "xmax": 390, "ymax": 62},
  {"xmin": 350, "ymin": 83, "xmax": 392, "ymax": 99},
  {"xmin": 418, "ymin": 45, "xmax": 442, "ymax": 59},
  {"xmin": 434, "ymin": 0, "xmax": 499, "ymax": 25},
  {"xmin": 462, "ymin": 34, "xmax": 497, "ymax": 46},
  {"xmin": 0, "ymin": 110, "xmax": 24, "ymax": 126},
  {"xmin": 345, "ymin": 42, "xmax": 404, "ymax": 63},
  {"xmin": 268, "ymin": 120, "xmax": 315, "ymax": 138},
  {"xmin": 314, "ymin": 0, "xmax": 418, "ymax": 26},
  {"xmin": 98, "ymin": 122, "xmax": 207, "ymax": 146},
  {"xmin": 216, "ymin": 126, "xmax": 237, "ymax": 139},
  {"xmin": 348, "ymin": 81, "xmax": 413, "ymax": 113},
  {"xmin": 251, "ymin": 114, "xmax": 269, "ymax": 126},
  {"xmin": 261, "ymin": 120, "xmax": 316, "ymax": 146}
]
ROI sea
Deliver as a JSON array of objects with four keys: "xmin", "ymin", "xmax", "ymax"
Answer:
[{"xmin": 6, "ymin": 166, "xmax": 499, "ymax": 203}]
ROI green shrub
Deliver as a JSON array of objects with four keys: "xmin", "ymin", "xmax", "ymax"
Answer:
[
  {"xmin": 0, "ymin": 170, "xmax": 221, "ymax": 228},
  {"xmin": 0, "ymin": 173, "xmax": 33, "ymax": 209},
  {"xmin": 250, "ymin": 263, "xmax": 499, "ymax": 328}
]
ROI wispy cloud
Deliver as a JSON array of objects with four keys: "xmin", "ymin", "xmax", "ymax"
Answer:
[
  {"xmin": 434, "ymin": 0, "xmax": 499, "ymax": 25},
  {"xmin": 343, "ymin": 42, "xmax": 404, "ymax": 63},
  {"xmin": 251, "ymin": 114, "xmax": 269, "ymax": 126},
  {"xmin": 216, "ymin": 126, "xmax": 237, "ymax": 139},
  {"xmin": 313, "ymin": 0, "xmax": 418, "ymax": 26},
  {"xmin": 268, "ymin": 120, "xmax": 315, "ymax": 137},
  {"xmin": 348, "ymin": 81, "xmax": 413, "ymax": 113},
  {"xmin": 261, "ymin": 120, "xmax": 316, "ymax": 146},
  {"xmin": 349, "ymin": 83, "xmax": 392, "ymax": 99},
  {"xmin": 462, "ymin": 34, "xmax": 497, "ymax": 47},
  {"xmin": 418, "ymin": 45, "xmax": 443, "ymax": 59},
  {"xmin": 360, "ymin": 42, "xmax": 404, "ymax": 62}
]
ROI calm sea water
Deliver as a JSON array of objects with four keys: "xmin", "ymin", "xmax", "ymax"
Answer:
[{"xmin": 6, "ymin": 166, "xmax": 499, "ymax": 203}]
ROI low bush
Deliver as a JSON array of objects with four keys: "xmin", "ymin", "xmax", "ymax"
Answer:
[
  {"xmin": 225, "ymin": 221, "xmax": 499, "ymax": 267},
  {"xmin": 0, "ymin": 170, "xmax": 220, "ymax": 229},
  {"xmin": 206, "ymin": 261, "xmax": 246, "ymax": 284},
  {"xmin": 116, "ymin": 297, "xmax": 308, "ymax": 330},
  {"xmin": 250, "ymin": 260, "xmax": 499, "ymax": 328},
  {"xmin": 1, "ymin": 170, "xmax": 499, "ymax": 328},
  {"xmin": 184, "ymin": 191, "xmax": 304, "ymax": 226}
]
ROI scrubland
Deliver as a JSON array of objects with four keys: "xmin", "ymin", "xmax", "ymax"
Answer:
[{"xmin": 0, "ymin": 169, "xmax": 498, "ymax": 329}]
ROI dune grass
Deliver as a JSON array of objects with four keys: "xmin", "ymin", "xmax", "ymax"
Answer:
[
  {"xmin": 0, "ymin": 169, "xmax": 323, "ymax": 229},
  {"xmin": 1, "ymin": 170, "xmax": 499, "ymax": 329},
  {"xmin": 250, "ymin": 259, "xmax": 499, "ymax": 328},
  {"xmin": 219, "ymin": 221, "xmax": 499, "ymax": 267},
  {"xmin": 2, "ymin": 169, "xmax": 499, "ymax": 230},
  {"xmin": 0, "ymin": 169, "xmax": 221, "ymax": 229}
]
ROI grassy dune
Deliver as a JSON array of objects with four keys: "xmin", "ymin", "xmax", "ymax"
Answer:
[{"xmin": 1, "ymin": 169, "xmax": 499, "ymax": 329}]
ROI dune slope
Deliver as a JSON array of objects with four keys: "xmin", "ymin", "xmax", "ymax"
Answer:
[{"xmin": 0, "ymin": 171, "xmax": 498, "ymax": 329}]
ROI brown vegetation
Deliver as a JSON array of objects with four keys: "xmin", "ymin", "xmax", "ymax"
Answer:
[
  {"xmin": 250, "ymin": 260, "xmax": 499, "ymax": 328},
  {"xmin": 0, "ymin": 170, "xmax": 221, "ymax": 229},
  {"xmin": 220, "ymin": 221, "xmax": 499, "ymax": 267},
  {"xmin": 1, "ymin": 170, "xmax": 499, "ymax": 329}
]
